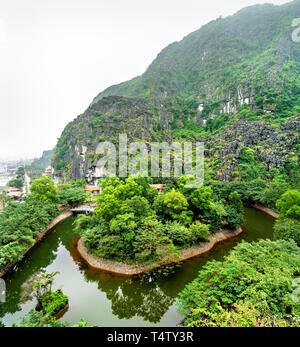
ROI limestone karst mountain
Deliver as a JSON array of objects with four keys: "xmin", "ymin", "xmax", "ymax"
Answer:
[{"xmin": 52, "ymin": 1, "xmax": 300, "ymax": 182}]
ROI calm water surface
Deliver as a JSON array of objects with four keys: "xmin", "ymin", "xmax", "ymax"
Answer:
[{"xmin": 0, "ymin": 207, "xmax": 274, "ymax": 327}]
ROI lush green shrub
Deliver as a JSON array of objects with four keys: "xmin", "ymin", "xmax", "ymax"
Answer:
[
  {"xmin": 27, "ymin": 177, "xmax": 58, "ymax": 204},
  {"xmin": 7, "ymin": 178, "xmax": 23, "ymax": 189},
  {"xmin": 134, "ymin": 217, "xmax": 172, "ymax": 260},
  {"xmin": 237, "ymin": 147, "xmax": 266, "ymax": 181},
  {"xmin": 178, "ymin": 261, "xmax": 254, "ymax": 315},
  {"xmin": 13, "ymin": 310, "xmax": 88, "ymax": 327},
  {"xmin": 189, "ymin": 221, "xmax": 211, "ymax": 242},
  {"xmin": 257, "ymin": 180, "xmax": 289, "ymax": 210},
  {"xmin": 13, "ymin": 310, "xmax": 68, "ymax": 327},
  {"xmin": 187, "ymin": 300, "xmax": 296, "ymax": 327},
  {"xmin": 189, "ymin": 186, "xmax": 213, "ymax": 216},
  {"xmin": 0, "ymin": 201, "xmax": 58, "ymax": 268},
  {"xmin": 274, "ymin": 218, "xmax": 300, "ymax": 246},
  {"xmin": 225, "ymin": 205, "xmax": 244, "ymax": 229},
  {"xmin": 81, "ymin": 224, "xmax": 108, "ymax": 250},
  {"xmin": 276, "ymin": 190, "xmax": 300, "ymax": 220},
  {"xmin": 164, "ymin": 221, "xmax": 193, "ymax": 246},
  {"xmin": 95, "ymin": 235, "xmax": 124, "ymax": 259},
  {"xmin": 177, "ymin": 239, "xmax": 300, "ymax": 326},
  {"xmin": 228, "ymin": 191, "xmax": 243, "ymax": 213},
  {"xmin": 125, "ymin": 196, "xmax": 153, "ymax": 219},
  {"xmin": 207, "ymin": 202, "xmax": 226, "ymax": 228},
  {"xmin": 163, "ymin": 189, "xmax": 192, "ymax": 224},
  {"xmin": 58, "ymin": 187, "xmax": 86, "ymax": 206},
  {"xmin": 39, "ymin": 289, "xmax": 69, "ymax": 316}
]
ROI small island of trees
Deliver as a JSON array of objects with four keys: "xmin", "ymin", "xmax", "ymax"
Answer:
[{"xmin": 74, "ymin": 176, "xmax": 244, "ymax": 266}]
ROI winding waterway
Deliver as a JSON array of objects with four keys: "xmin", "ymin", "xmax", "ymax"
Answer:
[{"xmin": 0, "ymin": 207, "xmax": 274, "ymax": 327}]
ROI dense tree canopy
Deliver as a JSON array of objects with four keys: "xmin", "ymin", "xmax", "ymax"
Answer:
[
  {"xmin": 75, "ymin": 176, "xmax": 244, "ymax": 263},
  {"xmin": 177, "ymin": 239, "xmax": 300, "ymax": 327},
  {"xmin": 27, "ymin": 177, "xmax": 58, "ymax": 204}
]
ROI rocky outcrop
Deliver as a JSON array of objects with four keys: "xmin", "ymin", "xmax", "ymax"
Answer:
[
  {"xmin": 52, "ymin": 96, "xmax": 175, "ymax": 181},
  {"xmin": 52, "ymin": 1, "xmax": 300, "ymax": 182},
  {"xmin": 205, "ymin": 115, "xmax": 300, "ymax": 180}
]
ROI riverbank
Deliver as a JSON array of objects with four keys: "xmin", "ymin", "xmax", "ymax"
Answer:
[
  {"xmin": 0, "ymin": 210, "xmax": 73, "ymax": 278},
  {"xmin": 252, "ymin": 205, "xmax": 279, "ymax": 219},
  {"xmin": 77, "ymin": 226, "xmax": 243, "ymax": 276},
  {"xmin": 1, "ymin": 207, "xmax": 274, "ymax": 327}
]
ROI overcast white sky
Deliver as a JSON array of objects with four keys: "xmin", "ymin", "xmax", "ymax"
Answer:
[{"xmin": 0, "ymin": 0, "xmax": 291, "ymax": 159}]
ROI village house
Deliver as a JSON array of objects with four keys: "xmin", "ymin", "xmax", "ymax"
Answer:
[
  {"xmin": 7, "ymin": 168, "xmax": 17, "ymax": 175},
  {"xmin": 149, "ymin": 184, "xmax": 166, "ymax": 194},
  {"xmin": 83, "ymin": 186, "xmax": 102, "ymax": 195},
  {"xmin": 4, "ymin": 187, "xmax": 23, "ymax": 201}
]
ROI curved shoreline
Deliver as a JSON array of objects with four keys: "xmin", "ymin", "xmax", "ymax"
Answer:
[
  {"xmin": 0, "ymin": 210, "xmax": 73, "ymax": 278},
  {"xmin": 252, "ymin": 205, "xmax": 279, "ymax": 219},
  {"xmin": 0, "ymin": 205, "xmax": 277, "ymax": 278},
  {"xmin": 77, "ymin": 226, "xmax": 243, "ymax": 276}
]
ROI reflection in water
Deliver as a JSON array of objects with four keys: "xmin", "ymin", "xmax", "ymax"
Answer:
[
  {"xmin": 0, "ymin": 208, "xmax": 274, "ymax": 327},
  {"xmin": 69, "ymin": 245, "xmax": 177, "ymax": 323}
]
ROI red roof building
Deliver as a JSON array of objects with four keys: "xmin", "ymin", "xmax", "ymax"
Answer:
[{"xmin": 84, "ymin": 186, "xmax": 102, "ymax": 195}]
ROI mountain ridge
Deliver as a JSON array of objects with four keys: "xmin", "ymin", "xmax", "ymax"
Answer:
[
  {"xmin": 52, "ymin": 0, "xmax": 300, "ymax": 183},
  {"xmin": 92, "ymin": 0, "xmax": 300, "ymax": 117}
]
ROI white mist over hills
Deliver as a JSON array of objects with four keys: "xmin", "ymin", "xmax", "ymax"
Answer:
[{"xmin": 0, "ymin": 0, "xmax": 291, "ymax": 160}]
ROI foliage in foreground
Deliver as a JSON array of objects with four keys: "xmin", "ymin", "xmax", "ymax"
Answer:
[
  {"xmin": 12, "ymin": 272, "xmax": 88, "ymax": 327},
  {"xmin": 274, "ymin": 190, "xmax": 300, "ymax": 246},
  {"xmin": 33, "ymin": 272, "xmax": 69, "ymax": 316},
  {"xmin": 12, "ymin": 310, "xmax": 89, "ymax": 327},
  {"xmin": 177, "ymin": 239, "xmax": 300, "ymax": 327},
  {"xmin": 13, "ymin": 310, "xmax": 69, "ymax": 327}
]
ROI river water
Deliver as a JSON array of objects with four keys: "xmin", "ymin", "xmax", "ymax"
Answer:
[{"xmin": 0, "ymin": 207, "xmax": 274, "ymax": 327}]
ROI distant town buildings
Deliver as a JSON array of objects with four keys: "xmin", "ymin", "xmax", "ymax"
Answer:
[
  {"xmin": 7, "ymin": 168, "xmax": 17, "ymax": 176},
  {"xmin": 0, "ymin": 161, "xmax": 25, "ymax": 203},
  {"xmin": 0, "ymin": 165, "xmax": 8, "ymax": 174}
]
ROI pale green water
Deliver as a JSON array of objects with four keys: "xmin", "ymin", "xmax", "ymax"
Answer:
[{"xmin": 0, "ymin": 207, "xmax": 274, "ymax": 327}]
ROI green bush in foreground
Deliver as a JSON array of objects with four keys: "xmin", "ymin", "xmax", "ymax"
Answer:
[
  {"xmin": 276, "ymin": 190, "xmax": 300, "ymax": 220},
  {"xmin": 177, "ymin": 239, "xmax": 300, "ymax": 327},
  {"xmin": 12, "ymin": 271, "xmax": 89, "ymax": 327},
  {"xmin": 12, "ymin": 310, "xmax": 89, "ymax": 327},
  {"xmin": 13, "ymin": 310, "xmax": 68, "ymax": 327},
  {"xmin": 274, "ymin": 218, "xmax": 300, "ymax": 247},
  {"xmin": 187, "ymin": 300, "xmax": 298, "ymax": 327},
  {"xmin": 274, "ymin": 189, "xmax": 300, "ymax": 246},
  {"xmin": 33, "ymin": 272, "xmax": 68, "ymax": 316},
  {"xmin": 39, "ymin": 290, "xmax": 69, "ymax": 316}
]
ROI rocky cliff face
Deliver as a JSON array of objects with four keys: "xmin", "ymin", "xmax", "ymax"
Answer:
[
  {"xmin": 53, "ymin": 1, "xmax": 300, "ymax": 182},
  {"xmin": 205, "ymin": 115, "xmax": 300, "ymax": 180},
  {"xmin": 52, "ymin": 96, "xmax": 175, "ymax": 182}
]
